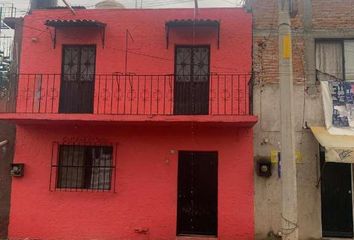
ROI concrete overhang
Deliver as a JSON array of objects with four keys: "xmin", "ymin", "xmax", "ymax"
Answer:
[{"xmin": 0, "ymin": 113, "xmax": 258, "ymax": 128}]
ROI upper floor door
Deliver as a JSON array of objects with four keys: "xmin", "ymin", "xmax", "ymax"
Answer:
[
  {"xmin": 174, "ymin": 46, "xmax": 210, "ymax": 115},
  {"xmin": 59, "ymin": 45, "xmax": 96, "ymax": 114}
]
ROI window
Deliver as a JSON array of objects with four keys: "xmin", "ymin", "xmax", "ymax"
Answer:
[
  {"xmin": 316, "ymin": 40, "xmax": 354, "ymax": 81},
  {"xmin": 56, "ymin": 145, "xmax": 114, "ymax": 191}
]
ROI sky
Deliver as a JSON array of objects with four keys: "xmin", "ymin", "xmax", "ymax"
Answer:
[{"xmin": 10, "ymin": 0, "xmax": 243, "ymax": 13}]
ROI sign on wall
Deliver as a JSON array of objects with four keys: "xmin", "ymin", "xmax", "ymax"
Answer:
[
  {"xmin": 329, "ymin": 81, "xmax": 354, "ymax": 128},
  {"xmin": 314, "ymin": 82, "xmax": 354, "ymax": 163}
]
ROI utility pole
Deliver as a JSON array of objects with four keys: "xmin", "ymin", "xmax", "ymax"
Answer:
[
  {"xmin": 194, "ymin": 0, "xmax": 199, "ymax": 9},
  {"xmin": 278, "ymin": 0, "xmax": 298, "ymax": 240}
]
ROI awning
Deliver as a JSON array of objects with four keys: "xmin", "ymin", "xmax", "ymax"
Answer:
[
  {"xmin": 44, "ymin": 19, "xmax": 107, "ymax": 49},
  {"xmin": 165, "ymin": 19, "xmax": 220, "ymax": 28},
  {"xmin": 165, "ymin": 19, "xmax": 220, "ymax": 49},
  {"xmin": 45, "ymin": 19, "xmax": 106, "ymax": 28},
  {"xmin": 311, "ymin": 126, "xmax": 354, "ymax": 163}
]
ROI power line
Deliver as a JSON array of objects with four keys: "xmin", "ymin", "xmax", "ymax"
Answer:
[{"xmin": 11, "ymin": 0, "xmax": 238, "ymax": 11}]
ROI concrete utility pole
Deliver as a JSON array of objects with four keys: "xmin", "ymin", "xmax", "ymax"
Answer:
[{"xmin": 278, "ymin": 0, "xmax": 298, "ymax": 239}]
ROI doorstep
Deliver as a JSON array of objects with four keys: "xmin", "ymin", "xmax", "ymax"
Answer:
[{"xmin": 177, "ymin": 236, "xmax": 217, "ymax": 240}]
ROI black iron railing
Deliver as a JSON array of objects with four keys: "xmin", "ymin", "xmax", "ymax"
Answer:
[{"xmin": 0, "ymin": 73, "xmax": 252, "ymax": 116}]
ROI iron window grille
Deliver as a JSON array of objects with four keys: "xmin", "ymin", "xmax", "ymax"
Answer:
[{"xmin": 50, "ymin": 143, "xmax": 117, "ymax": 192}]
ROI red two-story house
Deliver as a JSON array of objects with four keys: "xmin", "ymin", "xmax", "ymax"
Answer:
[{"xmin": 0, "ymin": 5, "xmax": 257, "ymax": 240}]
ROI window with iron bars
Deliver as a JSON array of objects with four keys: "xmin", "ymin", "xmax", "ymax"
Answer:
[{"xmin": 53, "ymin": 145, "xmax": 115, "ymax": 191}]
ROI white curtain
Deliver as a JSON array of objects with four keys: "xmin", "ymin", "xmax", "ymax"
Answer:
[
  {"xmin": 90, "ymin": 148, "xmax": 112, "ymax": 190},
  {"xmin": 344, "ymin": 40, "xmax": 354, "ymax": 81},
  {"xmin": 316, "ymin": 41, "xmax": 343, "ymax": 81}
]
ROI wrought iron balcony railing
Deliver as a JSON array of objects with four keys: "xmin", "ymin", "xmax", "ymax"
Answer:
[{"xmin": 0, "ymin": 74, "xmax": 252, "ymax": 116}]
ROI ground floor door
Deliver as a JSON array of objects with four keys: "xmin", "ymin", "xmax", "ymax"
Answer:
[
  {"xmin": 320, "ymin": 148, "xmax": 353, "ymax": 238},
  {"xmin": 177, "ymin": 151, "xmax": 218, "ymax": 236}
]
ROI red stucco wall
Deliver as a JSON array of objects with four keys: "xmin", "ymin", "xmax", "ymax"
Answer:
[
  {"xmin": 19, "ymin": 8, "xmax": 251, "ymax": 74},
  {"xmin": 9, "ymin": 124, "xmax": 254, "ymax": 240},
  {"xmin": 14, "ymin": 8, "xmax": 252, "ymax": 118},
  {"xmin": 8, "ymin": 8, "xmax": 254, "ymax": 240}
]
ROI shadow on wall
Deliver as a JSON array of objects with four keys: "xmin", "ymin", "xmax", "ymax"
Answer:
[{"xmin": 0, "ymin": 120, "xmax": 15, "ymax": 239}]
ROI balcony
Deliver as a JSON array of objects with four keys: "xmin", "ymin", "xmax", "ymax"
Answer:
[{"xmin": 0, "ymin": 74, "xmax": 257, "ymax": 126}]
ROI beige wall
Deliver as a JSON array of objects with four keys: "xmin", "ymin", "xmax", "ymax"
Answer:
[
  {"xmin": 253, "ymin": 84, "xmax": 323, "ymax": 240},
  {"xmin": 251, "ymin": 0, "xmax": 354, "ymax": 239}
]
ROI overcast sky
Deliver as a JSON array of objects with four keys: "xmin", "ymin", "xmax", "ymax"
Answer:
[{"xmin": 11, "ymin": 0, "xmax": 242, "ymax": 13}]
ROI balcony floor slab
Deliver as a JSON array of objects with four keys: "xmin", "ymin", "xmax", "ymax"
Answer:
[{"xmin": 0, "ymin": 113, "xmax": 258, "ymax": 127}]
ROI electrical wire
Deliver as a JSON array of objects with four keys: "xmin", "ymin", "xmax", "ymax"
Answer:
[
  {"xmin": 3, "ymin": 1, "xmax": 249, "ymax": 74},
  {"xmin": 11, "ymin": 0, "xmax": 240, "ymax": 12}
]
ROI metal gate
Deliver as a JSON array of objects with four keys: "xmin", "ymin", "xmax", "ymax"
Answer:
[{"xmin": 177, "ymin": 151, "xmax": 218, "ymax": 236}]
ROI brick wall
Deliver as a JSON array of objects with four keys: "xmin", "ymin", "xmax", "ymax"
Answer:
[
  {"xmin": 253, "ymin": 35, "xmax": 279, "ymax": 84},
  {"xmin": 312, "ymin": 0, "xmax": 354, "ymax": 29},
  {"xmin": 252, "ymin": 0, "xmax": 354, "ymax": 84},
  {"xmin": 252, "ymin": 0, "xmax": 305, "ymax": 84}
]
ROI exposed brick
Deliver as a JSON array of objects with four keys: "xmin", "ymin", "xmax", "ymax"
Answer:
[
  {"xmin": 252, "ymin": 0, "xmax": 305, "ymax": 84},
  {"xmin": 312, "ymin": 0, "xmax": 354, "ymax": 29}
]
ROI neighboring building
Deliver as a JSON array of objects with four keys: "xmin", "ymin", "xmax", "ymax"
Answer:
[
  {"xmin": 249, "ymin": 0, "xmax": 354, "ymax": 239},
  {"xmin": 0, "ymin": 4, "xmax": 19, "ymax": 239},
  {"xmin": 0, "ymin": 4, "xmax": 257, "ymax": 240},
  {"xmin": 0, "ymin": 123, "xmax": 15, "ymax": 239}
]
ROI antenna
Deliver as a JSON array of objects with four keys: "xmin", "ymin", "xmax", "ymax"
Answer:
[
  {"xmin": 193, "ymin": 0, "xmax": 199, "ymax": 46},
  {"xmin": 194, "ymin": 0, "xmax": 199, "ymax": 15},
  {"xmin": 62, "ymin": 0, "xmax": 76, "ymax": 15},
  {"xmin": 125, "ymin": 29, "xmax": 134, "ymax": 74}
]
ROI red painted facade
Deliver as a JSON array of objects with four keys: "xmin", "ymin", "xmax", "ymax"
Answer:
[{"xmin": 3, "ymin": 7, "xmax": 256, "ymax": 240}]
